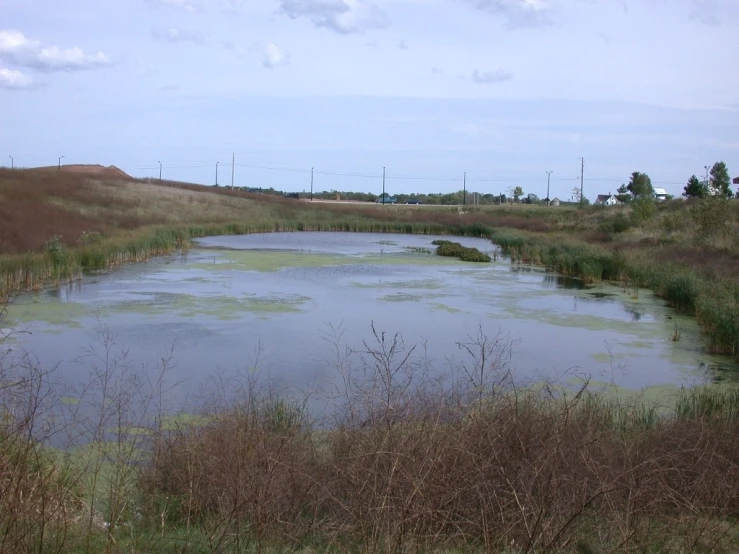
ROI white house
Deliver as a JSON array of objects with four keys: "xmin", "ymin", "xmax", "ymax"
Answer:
[
  {"xmin": 653, "ymin": 187, "xmax": 668, "ymax": 202},
  {"xmin": 595, "ymin": 194, "xmax": 619, "ymax": 206}
]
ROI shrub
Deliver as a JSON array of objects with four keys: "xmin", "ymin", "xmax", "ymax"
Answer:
[
  {"xmin": 691, "ymin": 196, "xmax": 732, "ymax": 239},
  {"xmin": 630, "ymin": 197, "xmax": 657, "ymax": 224},
  {"xmin": 435, "ymin": 242, "xmax": 491, "ymax": 263}
]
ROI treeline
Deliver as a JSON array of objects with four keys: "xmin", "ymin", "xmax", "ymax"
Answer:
[{"xmin": 225, "ymin": 186, "xmax": 568, "ymax": 205}]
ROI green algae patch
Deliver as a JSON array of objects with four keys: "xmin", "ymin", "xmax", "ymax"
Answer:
[
  {"xmin": 429, "ymin": 302, "xmax": 464, "ymax": 314},
  {"xmin": 380, "ymin": 293, "xmax": 423, "ymax": 303},
  {"xmin": 352, "ymin": 279, "xmax": 445, "ymax": 291},
  {"xmin": 187, "ymin": 250, "xmax": 465, "ymax": 273},
  {"xmin": 619, "ymin": 340, "xmax": 655, "ymax": 349},
  {"xmin": 102, "ymin": 292, "xmax": 311, "ymax": 320},
  {"xmin": 5, "ymin": 298, "xmax": 87, "ymax": 328}
]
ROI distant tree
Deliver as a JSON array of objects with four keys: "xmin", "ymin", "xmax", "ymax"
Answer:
[
  {"xmin": 709, "ymin": 161, "xmax": 732, "ymax": 198},
  {"xmin": 683, "ymin": 175, "xmax": 707, "ymax": 198},
  {"xmin": 616, "ymin": 184, "xmax": 631, "ymax": 204},
  {"xmin": 513, "ymin": 186, "xmax": 523, "ymax": 202},
  {"xmin": 627, "ymin": 172, "xmax": 654, "ymax": 198},
  {"xmin": 571, "ymin": 187, "xmax": 582, "ymax": 203}
]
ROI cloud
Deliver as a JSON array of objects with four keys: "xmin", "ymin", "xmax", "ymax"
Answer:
[
  {"xmin": 689, "ymin": 0, "xmax": 721, "ymax": 26},
  {"xmin": 397, "ymin": 39, "xmax": 409, "ymax": 50},
  {"xmin": 0, "ymin": 67, "xmax": 37, "ymax": 90},
  {"xmin": 471, "ymin": 68, "xmax": 513, "ymax": 84},
  {"xmin": 279, "ymin": 0, "xmax": 390, "ymax": 34},
  {"xmin": 152, "ymin": 28, "xmax": 204, "ymax": 43},
  {"xmin": 145, "ymin": 0, "xmax": 198, "ymax": 11},
  {"xmin": 431, "ymin": 66, "xmax": 444, "ymax": 75},
  {"xmin": 159, "ymin": 84, "xmax": 179, "ymax": 91},
  {"xmin": 0, "ymin": 30, "xmax": 112, "ymax": 72},
  {"xmin": 262, "ymin": 43, "xmax": 289, "ymax": 68},
  {"xmin": 460, "ymin": 0, "xmax": 553, "ymax": 28}
]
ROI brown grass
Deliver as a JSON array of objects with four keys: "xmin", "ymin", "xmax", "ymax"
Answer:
[{"xmin": 144, "ymin": 330, "xmax": 739, "ymax": 552}]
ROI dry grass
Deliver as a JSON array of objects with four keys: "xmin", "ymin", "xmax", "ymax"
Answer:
[
  {"xmin": 143, "ymin": 331, "xmax": 739, "ymax": 553},
  {"xmin": 0, "ymin": 169, "xmax": 268, "ymax": 254}
]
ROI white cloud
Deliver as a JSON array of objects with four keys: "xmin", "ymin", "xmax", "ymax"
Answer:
[
  {"xmin": 152, "ymin": 28, "xmax": 204, "ymax": 43},
  {"xmin": 460, "ymin": 0, "xmax": 553, "ymax": 27},
  {"xmin": 145, "ymin": 0, "xmax": 198, "ymax": 11},
  {"xmin": 689, "ymin": 0, "xmax": 721, "ymax": 26},
  {"xmin": 144, "ymin": 0, "xmax": 243, "ymax": 13},
  {"xmin": 279, "ymin": 0, "xmax": 390, "ymax": 34},
  {"xmin": 0, "ymin": 67, "xmax": 36, "ymax": 89},
  {"xmin": 471, "ymin": 69, "xmax": 513, "ymax": 84},
  {"xmin": 262, "ymin": 43, "xmax": 290, "ymax": 68},
  {"xmin": 0, "ymin": 30, "xmax": 112, "ymax": 72}
]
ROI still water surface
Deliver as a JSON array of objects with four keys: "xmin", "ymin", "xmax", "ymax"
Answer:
[{"xmin": 3, "ymin": 232, "xmax": 735, "ymax": 402}]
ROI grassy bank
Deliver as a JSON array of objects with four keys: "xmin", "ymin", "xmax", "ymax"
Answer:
[
  {"xmin": 2, "ymin": 326, "xmax": 739, "ymax": 553},
  {"xmin": 490, "ymin": 226, "xmax": 739, "ymax": 358}
]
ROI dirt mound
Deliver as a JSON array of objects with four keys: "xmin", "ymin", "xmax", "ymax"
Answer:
[{"xmin": 33, "ymin": 164, "xmax": 133, "ymax": 180}]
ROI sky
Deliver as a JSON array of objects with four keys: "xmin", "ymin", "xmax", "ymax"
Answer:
[{"xmin": 1, "ymin": 0, "xmax": 738, "ymax": 200}]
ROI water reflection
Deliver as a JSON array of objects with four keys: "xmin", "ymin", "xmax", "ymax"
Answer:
[{"xmin": 542, "ymin": 274, "xmax": 586, "ymax": 290}]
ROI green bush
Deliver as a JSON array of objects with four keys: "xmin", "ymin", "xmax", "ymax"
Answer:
[
  {"xmin": 435, "ymin": 241, "xmax": 491, "ymax": 263},
  {"xmin": 630, "ymin": 197, "xmax": 657, "ymax": 224},
  {"xmin": 457, "ymin": 247, "xmax": 491, "ymax": 263}
]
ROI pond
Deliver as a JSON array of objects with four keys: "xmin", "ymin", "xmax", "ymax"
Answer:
[{"xmin": 2, "ymin": 232, "xmax": 735, "ymax": 409}]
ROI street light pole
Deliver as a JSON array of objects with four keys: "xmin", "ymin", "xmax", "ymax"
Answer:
[
  {"xmin": 704, "ymin": 165, "xmax": 710, "ymax": 191},
  {"xmin": 158, "ymin": 161, "xmax": 163, "ymax": 181},
  {"xmin": 8, "ymin": 156, "xmax": 13, "ymax": 169},
  {"xmin": 382, "ymin": 166, "xmax": 386, "ymax": 204},
  {"xmin": 58, "ymin": 156, "xmax": 65, "ymax": 171},
  {"xmin": 215, "ymin": 162, "xmax": 219, "ymax": 186},
  {"xmin": 310, "ymin": 167, "xmax": 314, "ymax": 201},
  {"xmin": 546, "ymin": 171, "xmax": 553, "ymax": 205},
  {"xmin": 463, "ymin": 171, "xmax": 467, "ymax": 206}
]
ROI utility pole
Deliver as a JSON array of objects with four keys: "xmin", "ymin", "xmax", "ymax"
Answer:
[
  {"xmin": 58, "ymin": 156, "xmax": 65, "ymax": 171},
  {"xmin": 463, "ymin": 171, "xmax": 467, "ymax": 206},
  {"xmin": 382, "ymin": 166, "xmax": 386, "ymax": 204},
  {"xmin": 158, "ymin": 161, "xmax": 162, "ymax": 181},
  {"xmin": 231, "ymin": 153, "xmax": 235, "ymax": 188},
  {"xmin": 580, "ymin": 158, "xmax": 584, "ymax": 206},
  {"xmin": 546, "ymin": 171, "xmax": 553, "ymax": 206},
  {"xmin": 704, "ymin": 165, "xmax": 710, "ymax": 190},
  {"xmin": 215, "ymin": 161, "xmax": 219, "ymax": 186},
  {"xmin": 310, "ymin": 167, "xmax": 314, "ymax": 201},
  {"xmin": 8, "ymin": 156, "xmax": 13, "ymax": 169}
]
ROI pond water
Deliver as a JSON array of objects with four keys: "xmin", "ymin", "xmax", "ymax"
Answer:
[{"xmin": 2, "ymin": 232, "xmax": 736, "ymax": 408}]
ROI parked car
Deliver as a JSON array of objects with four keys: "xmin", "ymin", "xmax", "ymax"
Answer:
[
  {"xmin": 375, "ymin": 196, "xmax": 397, "ymax": 204},
  {"xmin": 404, "ymin": 198, "xmax": 421, "ymax": 204}
]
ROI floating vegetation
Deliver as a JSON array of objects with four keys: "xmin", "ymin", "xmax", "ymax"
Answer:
[
  {"xmin": 379, "ymin": 293, "xmax": 423, "ymax": 302},
  {"xmin": 404, "ymin": 246, "xmax": 432, "ymax": 254},
  {"xmin": 434, "ymin": 241, "xmax": 491, "ymax": 263}
]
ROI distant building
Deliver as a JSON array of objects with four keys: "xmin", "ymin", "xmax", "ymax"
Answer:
[
  {"xmin": 653, "ymin": 187, "xmax": 668, "ymax": 202},
  {"xmin": 595, "ymin": 194, "xmax": 619, "ymax": 206},
  {"xmin": 550, "ymin": 198, "xmax": 561, "ymax": 207}
]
